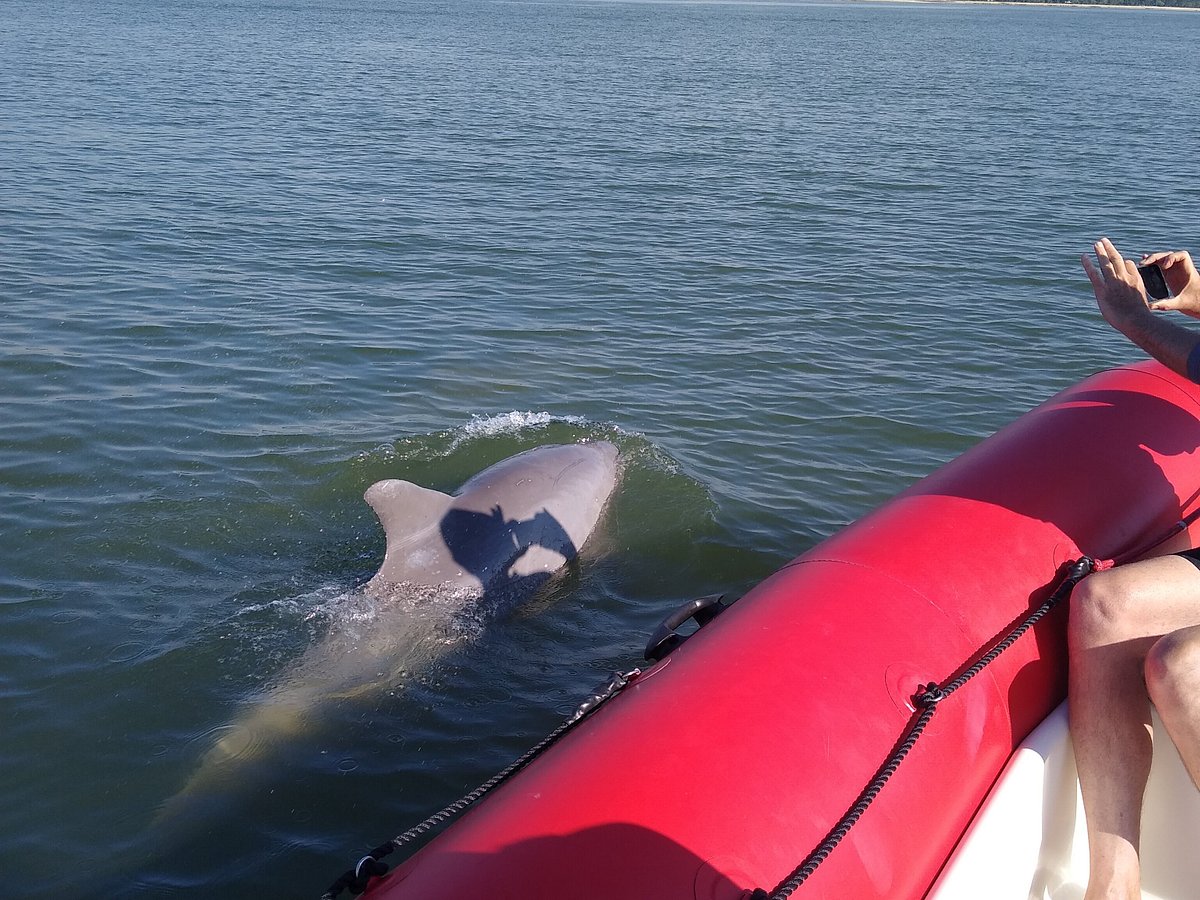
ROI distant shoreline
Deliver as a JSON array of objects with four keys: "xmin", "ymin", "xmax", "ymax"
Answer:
[{"xmin": 875, "ymin": 0, "xmax": 1199, "ymax": 9}]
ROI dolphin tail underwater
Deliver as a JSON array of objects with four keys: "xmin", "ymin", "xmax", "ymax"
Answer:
[{"xmin": 143, "ymin": 440, "xmax": 621, "ymax": 855}]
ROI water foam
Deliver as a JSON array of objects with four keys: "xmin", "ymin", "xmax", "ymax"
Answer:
[{"xmin": 450, "ymin": 411, "xmax": 591, "ymax": 448}]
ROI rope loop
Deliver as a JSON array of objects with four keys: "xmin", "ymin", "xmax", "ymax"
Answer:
[
  {"xmin": 914, "ymin": 683, "xmax": 945, "ymax": 708},
  {"xmin": 1067, "ymin": 556, "xmax": 1097, "ymax": 581}
]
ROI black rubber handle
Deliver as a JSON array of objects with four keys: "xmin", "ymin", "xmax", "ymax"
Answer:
[{"xmin": 643, "ymin": 594, "xmax": 728, "ymax": 662}]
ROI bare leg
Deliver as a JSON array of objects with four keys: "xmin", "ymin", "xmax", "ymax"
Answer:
[
  {"xmin": 1146, "ymin": 624, "xmax": 1200, "ymax": 788},
  {"xmin": 1068, "ymin": 555, "xmax": 1200, "ymax": 900}
]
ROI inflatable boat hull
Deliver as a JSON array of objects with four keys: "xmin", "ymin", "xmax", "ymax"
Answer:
[{"xmin": 360, "ymin": 361, "xmax": 1200, "ymax": 900}]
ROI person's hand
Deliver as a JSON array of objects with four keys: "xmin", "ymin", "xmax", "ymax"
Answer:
[
  {"xmin": 1139, "ymin": 249, "xmax": 1200, "ymax": 319},
  {"xmin": 1082, "ymin": 238, "xmax": 1152, "ymax": 328}
]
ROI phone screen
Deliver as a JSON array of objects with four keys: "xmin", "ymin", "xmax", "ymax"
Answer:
[{"xmin": 1138, "ymin": 263, "xmax": 1170, "ymax": 300}]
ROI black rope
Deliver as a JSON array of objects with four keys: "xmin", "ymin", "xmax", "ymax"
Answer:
[
  {"xmin": 320, "ymin": 668, "xmax": 641, "ymax": 899},
  {"xmin": 752, "ymin": 556, "xmax": 1096, "ymax": 900}
]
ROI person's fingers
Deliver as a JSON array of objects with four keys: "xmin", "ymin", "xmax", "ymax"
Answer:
[
  {"xmin": 1101, "ymin": 238, "xmax": 1129, "ymax": 275},
  {"xmin": 1106, "ymin": 240, "xmax": 1144, "ymax": 286},
  {"xmin": 1142, "ymin": 250, "xmax": 1178, "ymax": 266},
  {"xmin": 1143, "ymin": 250, "xmax": 1188, "ymax": 271},
  {"xmin": 1082, "ymin": 253, "xmax": 1104, "ymax": 292}
]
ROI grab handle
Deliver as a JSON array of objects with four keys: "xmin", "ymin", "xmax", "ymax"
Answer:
[{"xmin": 644, "ymin": 594, "xmax": 729, "ymax": 662}]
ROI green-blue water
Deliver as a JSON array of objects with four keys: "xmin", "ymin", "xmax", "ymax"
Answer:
[{"xmin": 4, "ymin": 0, "xmax": 1200, "ymax": 895}]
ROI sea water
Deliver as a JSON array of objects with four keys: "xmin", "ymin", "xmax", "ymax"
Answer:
[{"xmin": 3, "ymin": 0, "xmax": 1200, "ymax": 895}]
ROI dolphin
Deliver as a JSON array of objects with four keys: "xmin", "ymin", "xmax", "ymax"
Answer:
[
  {"xmin": 364, "ymin": 440, "xmax": 620, "ymax": 602},
  {"xmin": 150, "ymin": 440, "xmax": 620, "ymax": 842}
]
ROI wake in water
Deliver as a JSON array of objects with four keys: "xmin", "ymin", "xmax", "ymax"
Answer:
[
  {"xmin": 58, "ymin": 581, "xmax": 486, "ymax": 900},
  {"xmin": 153, "ymin": 583, "xmax": 482, "ymax": 835},
  {"xmin": 54, "ymin": 416, "xmax": 732, "ymax": 900},
  {"xmin": 65, "ymin": 430, "xmax": 623, "ymax": 899},
  {"xmin": 164, "ymin": 437, "xmax": 617, "ymax": 825}
]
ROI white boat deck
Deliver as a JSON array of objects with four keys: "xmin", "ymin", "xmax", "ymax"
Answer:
[{"xmin": 928, "ymin": 703, "xmax": 1200, "ymax": 900}]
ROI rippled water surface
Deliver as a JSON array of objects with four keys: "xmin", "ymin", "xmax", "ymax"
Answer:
[{"xmin": 4, "ymin": 0, "xmax": 1200, "ymax": 895}]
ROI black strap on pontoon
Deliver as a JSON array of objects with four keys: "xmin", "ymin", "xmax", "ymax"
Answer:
[
  {"xmin": 747, "ymin": 556, "xmax": 1096, "ymax": 900},
  {"xmin": 320, "ymin": 667, "xmax": 641, "ymax": 899}
]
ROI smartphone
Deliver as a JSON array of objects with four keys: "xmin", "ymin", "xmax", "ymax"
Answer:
[{"xmin": 1138, "ymin": 263, "xmax": 1171, "ymax": 300}]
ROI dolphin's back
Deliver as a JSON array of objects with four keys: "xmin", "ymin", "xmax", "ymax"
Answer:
[{"xmin": 365, "ymin": 441, "xmax": 618, "ymax": 596}]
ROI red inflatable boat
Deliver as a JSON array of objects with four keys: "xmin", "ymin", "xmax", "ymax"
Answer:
[{"xmin": 353, "ymin": 361, "xmax": 1200, "ymax": 900}]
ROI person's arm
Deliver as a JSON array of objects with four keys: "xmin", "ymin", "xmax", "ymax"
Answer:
[{"xmin": 1082, "ymin": 237, "xmax": 1200, "ymax": 382}]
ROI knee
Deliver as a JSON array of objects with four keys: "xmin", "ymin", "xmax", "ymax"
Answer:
[
  {"xmin": 1145, "ymin": 631, "xmax": 1200, "ymax": 714},
  {"xmin": 1068, "ymin": 572, "xmax": 1142, "ymax": 652}
]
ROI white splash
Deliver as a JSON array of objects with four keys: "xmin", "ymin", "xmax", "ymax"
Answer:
[{"xmin": 451, "ymin": 411, "xmax": 590, "ymax": 447}]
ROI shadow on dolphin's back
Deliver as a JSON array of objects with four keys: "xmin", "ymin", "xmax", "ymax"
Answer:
[{"xmin": 439, "ymin": 506, "xmax": 575, "ymax": 596}]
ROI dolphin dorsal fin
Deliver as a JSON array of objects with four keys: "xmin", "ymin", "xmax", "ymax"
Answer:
[{"xmin": 364, "ymin": 479, "xmax": 453, "ymax": 545}]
